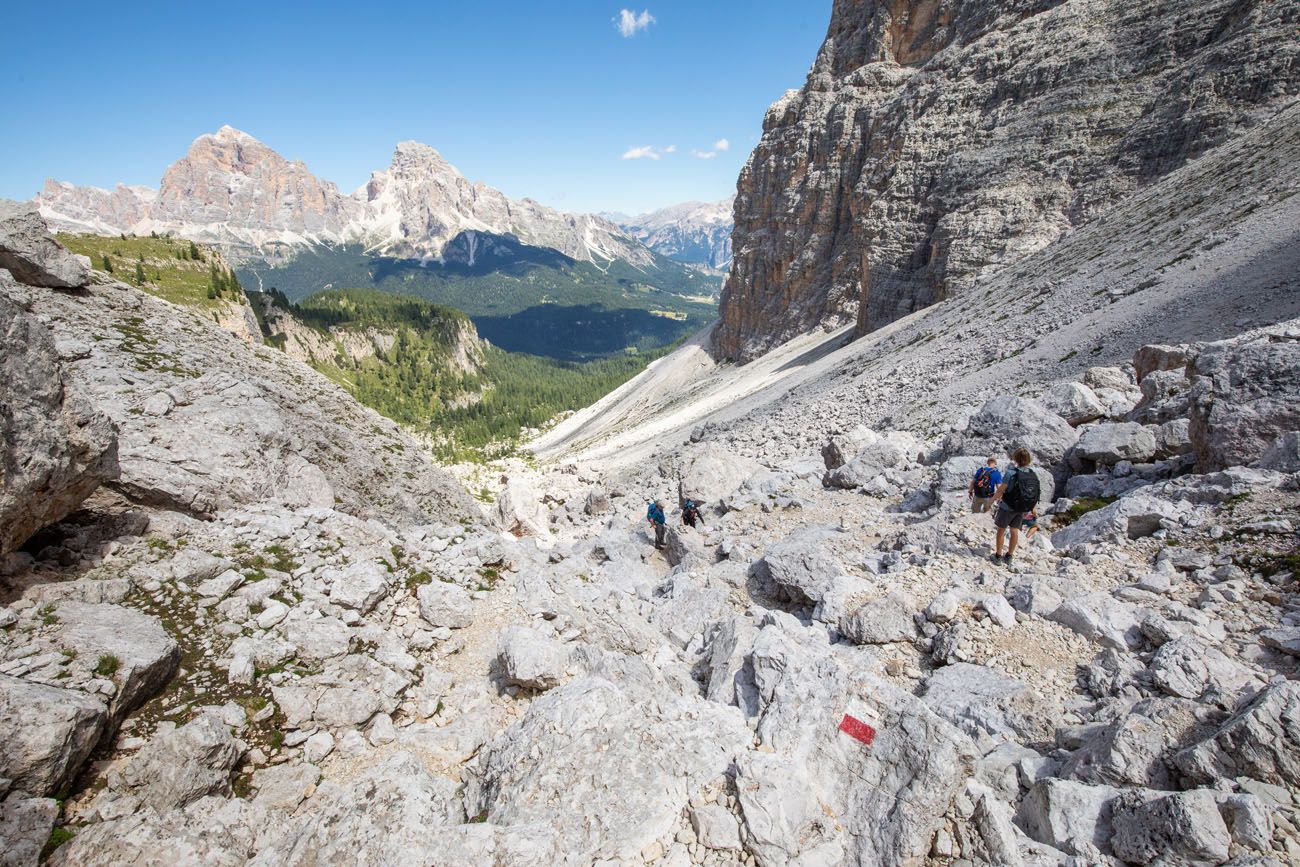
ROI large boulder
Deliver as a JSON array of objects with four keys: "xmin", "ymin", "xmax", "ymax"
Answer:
[
  {"xmin": 111, "ymin": 713, "xmax": 243, "ymax": 813},
  {"xmin": 0, "ymin": 290, "xmax": 118, "ymax": 555},
  {"xmin": 495, "ymin": 477, "xmax": 550, "ymax": 538},
  {"xmin": 821, "ymin": 425, "xmax": 876, "ymax": 470},
  {"xmin": 823, "ymin": 430, "xmax": 920, "ymax": 489},
  {"xmin": 1060, "ymin": 713, "xmax": 1171, "ymax": 789},
  {"xmin": 946, "ymin": 396, "xmax": 1079, "ymax": 467},
  {"xmin": 497, "ymin": 626, "xmax": 569, "ymax": 691},
  {"xmin": 1131, "ymin": 368, "xmax": 1190, "ymax": 424},
  {"xmin": 1016, "ymin": 778, "xmax": 1119, "ymax": 860},
  {"xmin": 839, "ymin": 591, "xmax": 918, "ymax": 645},
  {"xmin": 0, "ymin": 674, "xmax": 107, "ymax": 797},
  {"xmin": 326, "ymin": 561, "xmax": 391, "ymax": 613},
  {"xmin": 1050, "ymin": 493, "xmax": 1194, "ymax": 549},
  {"xmin": 1173, "ymin": 681, "xmax": 1300, "ymax": 787},
  {"xmin": 1188, "ymin": 331, "xmax": 1300, "ymax": 471},
  {"xmin": 252, "ymin": 751, "xmax": 475, "ymax": 865},
  {"xmin": 1148, "ymin": 636, "xmax": 1264, "ymax": 707},
  {"xmin": 677, "ymin": 443, "xmax": 762, "ymax": 505},
  {"xmin": 740, "ymin": 621, "xmax": 978, "ymax": 865},
  {"xmin": 1047, "ymin": 593, "xmax": 1144, "ymax": 651},
  {"xmin": 921, "ymin": 663, "xmax": 1033, "ymax": 745},
  {"xmin": 1110, "ymin": 789, "xmax": 1231, "ymax": 866},
  {"xmin": 1257, "ymin": 430, "xmax": 1300, "ymax": 472},
  {"xmin": 417, "ymin": 581, "xmax": 473, "ymax": 629},
  {"xmin": 465, "ymin": 677, "xmax": 749, "ymax": 861},
  {"xmin": 1074, "ymin": 422, "xmax": 1159, "ymax": 466},
  {"xmin": 1132, "ymin": 344, "xmax": 1193, "ymax": 382},
  {"xmin": 0, "ymin": 794, "xmax": 59, "ymax": 867},
  {"xmin": 0, "ymin": 199, "xmax": 90, "ymax": 288},
  {"xmin": 1040, "ymin": 382, "xmax": 1107, "ymax": 426},
  {"xmin": 755, "ymin": 524, "xmax": 845, "ymax": 605},
  {"xmin": 52, "ymin": 601, "xmax": 179, "ymax": 724}
]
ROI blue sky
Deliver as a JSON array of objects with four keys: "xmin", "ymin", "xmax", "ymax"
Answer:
[{"xmin": 1, "ymin": 1, "xmax": 828, "ymax": 215}]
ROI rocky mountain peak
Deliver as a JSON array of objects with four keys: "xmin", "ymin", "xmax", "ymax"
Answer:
[
  {"xmin": 618, "ymin": 197, "xmax": 736, "ymax": 270},
  {"xmin": 36, "ymin": 130, "xmax": 657, "ymax": 269}
]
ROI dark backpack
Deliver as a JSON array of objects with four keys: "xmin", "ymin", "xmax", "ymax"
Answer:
[
  {"xmin": 973, "ymin": 468, "xmax": 996, "ymax": 498},
  {"xmin": 1003, "ymin": 468, "xmax": 1040, "ymax": 513}
]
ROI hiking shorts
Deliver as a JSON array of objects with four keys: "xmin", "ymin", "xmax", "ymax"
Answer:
[
  {"xmin": 971, "ymin": 496, "xmax": 994, "ymax": 513},
  {"xmin": 993, "ymin": 504, "xmax": 1025, "ymax": 530}
]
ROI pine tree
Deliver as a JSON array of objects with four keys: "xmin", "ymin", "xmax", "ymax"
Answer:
[
  {"xmin": 189, "ymin": 241, "xmax": 201, "ymax": 261},
  {"xmin": 135, "ymin": 261, "xmax": 145, "ymax": 284},
  {"xmin": 101, "ymin": 254, "xmax": 113, "ymax": 273}
]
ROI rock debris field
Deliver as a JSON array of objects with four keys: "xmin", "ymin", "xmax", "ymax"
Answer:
[{"xmin": 1, "ymin": 195, "xmax": 1299, "ymax": 866}]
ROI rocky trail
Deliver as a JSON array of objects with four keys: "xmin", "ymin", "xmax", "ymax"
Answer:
[
  {"xmin": 1, "ymin": 192, "xmax": 1298, "ymax": 865},
  {"xmin": 3, "ymin": 1, "xmax": 1300, "ymax": 864}
]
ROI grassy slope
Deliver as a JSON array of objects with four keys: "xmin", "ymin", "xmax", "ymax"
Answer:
[{"xmin": 58, "ymin": 233, "xmax": 242, "ymax": 310}]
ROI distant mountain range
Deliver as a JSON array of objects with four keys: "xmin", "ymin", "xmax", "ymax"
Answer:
[
  {"xmin": 611, "ymin": 198, "xmax": 734, "ymax": 271},
  {"xmin": 37, "ymin": 126, "xmax": 655, "ymax": 269},
  {"xmin": 37, "ymin": 128, "xmax": 726, "ymax": 359}
]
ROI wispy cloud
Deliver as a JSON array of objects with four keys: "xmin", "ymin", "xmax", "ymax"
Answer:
[
  {"xmin": 664, "ymin": 144, "xmax": 677, "ymax": 154},
  {"xmin": 618, "ymin": 145, "xmax": 660, "ymax": 161},
  {"xmin": 615, "ymin": 9, "xmax": 655, "ymax": 37},
  {"xmin": 691, "ymin": 138, "xmax": 731, "ymax": 159}
]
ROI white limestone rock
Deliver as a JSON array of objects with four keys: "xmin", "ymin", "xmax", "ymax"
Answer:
[
  {"xmin": 326, "ymin": 560, "xmax": 390, "ymax": 613},
  {"xmin": 497, "ymin": 626, "xmax": 569, "ymax": 691},
  {"xmin": 466, "ymin": 677, "xmax": 749, "ymax": 861},
  {"xmin": 110, "ymin": 713, "xmax": 243, "ymax": 813},
  {"xmin": 0, "ymin": 288, "xmax": 118, "ymax": 556},
  {"xmin": 417, "ymin": 581, "xmax": 473, "ymax": 629},
  {"xmin": 0, "ymin": 674, "xmax": 106, "ymax": 797}
]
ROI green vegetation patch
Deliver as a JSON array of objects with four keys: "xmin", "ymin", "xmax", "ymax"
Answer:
[
  {"xmin": 1054, "ymin": 496, "xmax": 1118, "ymax": 526},
  {"xmin": 239, "ymin": 243, "xmax": 717, "ymax": 360},
  {"xmin": 255, "ymin": 287, "xmax": 676, "ymax": 461},
  {"xmin": 58, "ymin": 232, "xmax": 243, "ymax": 311}
]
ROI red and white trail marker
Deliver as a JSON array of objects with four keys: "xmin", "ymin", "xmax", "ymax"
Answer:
[{"xmin": 838, "ymin": 713, "xmax": 876, "ymax": 747}]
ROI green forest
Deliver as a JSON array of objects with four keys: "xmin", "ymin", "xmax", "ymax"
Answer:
[
  {"xmin": 256, "ymin": 288, "xmax": 673, "ymax": 461},
  {"xmin": 237, "ymin": 240, "xmax": 718, "ymax": 359},
  {"xmin": 66, "ymin": 232, "xmax": 694, "ymax": 461}
]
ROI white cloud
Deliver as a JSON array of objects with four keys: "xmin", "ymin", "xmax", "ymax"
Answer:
[
  {"xmin": 664, "ymin": 144, "xmax": 677, "ymax": 153},
  {"xmin": 622, "ymin": 145, "xmax": 662, "ymax": 160},
  {"xmin": 691, "ymin": 149, "xmax": 718, "ymax": 160},
  {"xmin": 616, "ymin": 9, "xmax": 655, "ymax": 37},
  {"xmin": 713, "ymin": 138, "xmax": 730, "ymax": 152}
]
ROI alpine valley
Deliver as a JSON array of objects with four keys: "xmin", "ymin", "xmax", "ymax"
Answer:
[{"xmin": 37, "ymin": 127, "xmax": 722, "ymax": 359}]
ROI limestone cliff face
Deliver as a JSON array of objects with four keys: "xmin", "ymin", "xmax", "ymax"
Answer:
[
  {"xmin": 256, "ymin": 298, "xmax": 486, "ymax": 377},
  {"xmin": 714, "ymin": 0, "xmax": 1300, "ymax": 362}
]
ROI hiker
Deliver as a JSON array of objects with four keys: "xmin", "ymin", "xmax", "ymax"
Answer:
[
  {"xmin": 991, "ymin": 447, "xmax": 1039, "ymax": 565},
  {"xmin": 682, "ymin": 498, "xmax": 704, "ymax": 528},
  {"xmin": 968, "ymin": 456, "xmax": 1002, "ymax": 513},
  {"xmin": 646, "ymin": 499, "xmax": 667, "ymax": 549}
]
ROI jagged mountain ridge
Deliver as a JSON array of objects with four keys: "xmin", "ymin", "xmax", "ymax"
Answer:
[
  {"xmin": 618, "ymin": 197, "xmax": 735, "ymax": 270},
  {"xmin": 715, "ymin": 0, "xmax": 1300, "ymax": 362},
  {"xmin": 37, "ymin": 126, "xmax": 655, "ymax": 269}
]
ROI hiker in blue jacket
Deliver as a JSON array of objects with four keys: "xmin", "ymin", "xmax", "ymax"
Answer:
[
  {"xmin": 968, "ymin": 456, "xmax": 1002, "ymax": 513},
  {"xmin": 646, "ymin": 499, "xmax": 667, "ymax": 549}
]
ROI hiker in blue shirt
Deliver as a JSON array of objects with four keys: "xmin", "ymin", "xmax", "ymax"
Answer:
[
  {"xmin": 968, "ymin": 456, "xmax": 1002, "ymax": 513},
  {"xmin": 646, "ymin": 499, "xmax": 667, "ymax": 549}
]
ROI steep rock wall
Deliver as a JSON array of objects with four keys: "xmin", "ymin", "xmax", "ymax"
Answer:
[{"xmin": 714, "ymin": 0, "xmax": 1300, "ymax": 362}]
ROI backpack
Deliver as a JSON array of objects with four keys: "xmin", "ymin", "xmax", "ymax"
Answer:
[
  {"xmin": 1002, "ymin": 468, "xmax": 1040, "ymax": 513},
  {"xmin": 973, "ymin": 468, "xmax": 996, "ymax": 498}
]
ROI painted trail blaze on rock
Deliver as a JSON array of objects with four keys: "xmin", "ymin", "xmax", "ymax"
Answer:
[{"xmin": 839, "ymin": 713, "xmax": 876, "ymax": 747}]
